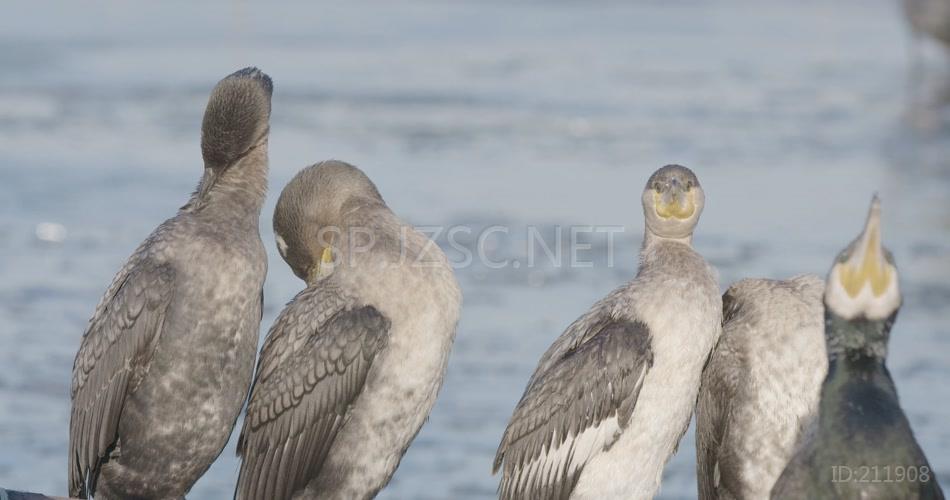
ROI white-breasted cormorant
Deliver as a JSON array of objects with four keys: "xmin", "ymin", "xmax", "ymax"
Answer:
[{"xmin": 494, "ymin": 165, "xmax": 722, "ymax": 500}]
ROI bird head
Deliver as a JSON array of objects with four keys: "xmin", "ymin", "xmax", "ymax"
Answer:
[
  {"xmin": 641, "ymin": 164, "xmax": 705, "ymax": 240},
  {"xmin": 195, "ymin": 67, "xmax": 273, "ymax": 201},
  {"xmin": 273, "ymin": 160, "xmax": 385, "ymax": 284},
  {"xmin": 823, "ymin": 195, "xmax": 901, "ymax": 359}
]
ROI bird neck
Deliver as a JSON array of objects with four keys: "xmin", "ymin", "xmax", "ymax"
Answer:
[
  {"xmin": 823, "ymin": 308, "xmax": 894, "ymax": 362},
  {"xmin": 642, "ymin": 227, "xmax": 692, "ymax": 250},
  {"xmin": 818, "ymin": 353, "xmax": 900, "ymax": 447},
  {"xmin": 327, "ymin": 205, "xmax": 413, "ymax": 271},
  {"xmin": 826, "ymin": 350, "xmax": 887, "ymax": 380},
  {"xmin": 185, "ymin": 144, "xmax": 268, "ymax": 222}
]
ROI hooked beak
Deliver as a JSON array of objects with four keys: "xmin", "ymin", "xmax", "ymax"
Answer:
[
  {"xmin": 838, "ymin": 195, "xmax": 893, "ymax": 298},
  {"xmin": 654, "ymin": 178, "xmax": 696, "ymax": 219}
]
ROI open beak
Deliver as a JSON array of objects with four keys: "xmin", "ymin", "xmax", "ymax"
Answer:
[
  {"xmin": 838, "ymin": 195, "xmax": 892, "ymax": 298},
  {"xmin": 654, "ymin": 178, "xmax": 696, "ymax": 219}
]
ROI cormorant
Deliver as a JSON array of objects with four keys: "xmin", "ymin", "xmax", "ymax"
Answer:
[
  {"xmin": 234, "ymin": 160, "xmax": 461, "ymax": 500},
  {"xmin": 771, "ymin": 196, "xmax": 945, "ymax": 499},
  {"xmin": 493, "ymin": 165, "xmax": 722, "ymax": 499},
  {"xmin": 697, "ymin": 275, "xmax": 825, "ymax": 499},
  {"xmin": 68, "ymin": 67, "xmax": 272, "ymax": 499}
]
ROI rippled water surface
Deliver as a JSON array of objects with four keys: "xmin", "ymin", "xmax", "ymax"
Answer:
[{"xmin": 1, "ymin": 1, "xmax": 949, "ymax": 498}]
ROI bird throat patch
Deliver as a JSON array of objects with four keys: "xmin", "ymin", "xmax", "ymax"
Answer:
[{"xmin": 654, "ymin": 190, "xmax": 696, "ymax": 219}]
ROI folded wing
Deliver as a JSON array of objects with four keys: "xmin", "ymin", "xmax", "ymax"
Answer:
[
  {"xmin": 235, "ymin": 284, "xmax": 390, "ymax": 500},
  {"xmin": 494, "ymin": 318, "xmax": 653, "ymax": 500},
  {"xmin": 69, "ymin": 258, "xmax": 175, "ymax": 497}
]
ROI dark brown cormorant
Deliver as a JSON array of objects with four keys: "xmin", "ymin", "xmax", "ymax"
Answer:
[{"xmin": 68, "ymin": 67, "xmax": 272, "ymax": 499}]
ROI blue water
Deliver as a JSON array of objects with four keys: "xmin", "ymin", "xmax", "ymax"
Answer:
[{"xmin": 0, "ymin": 1, "xmax": 948, "ymax": 498}]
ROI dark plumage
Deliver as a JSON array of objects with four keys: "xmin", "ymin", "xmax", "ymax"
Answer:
[
  {"xmin": 68, "ymin": 67, "xmax": 272, "ymax": 499},
  {"xmin": 771, "ymin": 197, "xmax": 944, "ymax": 500}
]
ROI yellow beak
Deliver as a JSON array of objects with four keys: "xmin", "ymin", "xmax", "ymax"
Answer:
[
  {"xmin": 308, "ymin": 247, "xmax": 334, "ymax": 282},
  {"xmin": 838, "ymin": 196, "xmax": 893, "ymax": 298},
  {"xmin": 654, "ymin": 188, "xmax": 696, "ymax": 220}
]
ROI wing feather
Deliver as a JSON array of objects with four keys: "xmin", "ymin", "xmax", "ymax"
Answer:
[
  {"xmin": 696, "ymin": 285, "xmax": 743, "ymax": 500},
  {"xmin": 68, "ymin": 260, "xmax": 174, "ymax": 497},
  {"xmin": 698, "ymin": 277, "xmax": 825, "ymax": 500},
  {"xmin": 494, "ymin": 318, "xmax": 653, "ymax": 500},
  {"xmin": 235, "ymin": 284, "xmax": 390, "ymax": 500}
]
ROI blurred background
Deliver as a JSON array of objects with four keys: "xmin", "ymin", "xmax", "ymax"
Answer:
[{"xmin": 1, "ymin": 0, "xmax": 949, "ymax": 498}]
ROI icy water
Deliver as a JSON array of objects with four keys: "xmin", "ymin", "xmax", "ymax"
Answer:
[{"xmin": 1, "ymin": 1, "xmax": 949, "ymax": 498}]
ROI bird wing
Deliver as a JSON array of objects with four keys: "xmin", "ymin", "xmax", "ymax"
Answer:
[
  {"xmin": 699, "ymin": 276, "xmax": 825, "ymax": 500},
  {"xmin": 696, "ymin": 285, "xmax": 746, "ymax": 500},
  {"xmin": 494, "ymin": 318, "xmax": 653, "ymax": 500},
  {"xmin": 68, "ymin": 257, "xmax": 175, "ymax": 497},
  {"xmin": 235, "ymin": 283, "xmax": 390, "ymax": 500}
]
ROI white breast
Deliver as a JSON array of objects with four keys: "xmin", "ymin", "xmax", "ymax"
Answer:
[{"xmin": 572, "ymin": 252, "xmax": 722, "ymax": 500}]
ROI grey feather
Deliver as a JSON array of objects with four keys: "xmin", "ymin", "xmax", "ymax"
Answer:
[
  {"xmin": 251, "ymin": 160, "xmax": 460, "ymax": 499},
  {"xmin": 697, "ymin": 276, "xmax": 825, "ymax": 500},
  {"xmin": 235, "ymin": 283, "xmax": 390, "ymax": 500},
  {"xmin": 67, "ymin": 67, "xmax": 270, "ymax": 499},
  {"xmin": 201, "ymin": 67, "xmax": 272, "ymax": 169},
  {"xmin": 494, "ymin": 318, "xmax": 653, "ymax": 500},
  {"xmin": 68, "ymin": 251, "xmax": 175, "ymax": 498},
  {"xmin": 495, "ymin": 164, "xmax": 721, "ymax": 499}
]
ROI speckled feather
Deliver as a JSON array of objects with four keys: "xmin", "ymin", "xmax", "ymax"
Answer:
[
  {"xmin": 235, "ymin": 282, "xmax": 390, "ymax": 500},
  {"xmin": 238, "ymin": 161, "xmax": 461, "ymax": 500},
  {"xmin": 68, "ymin": 67, "xmax": 271, "ymax": 499},
  {"xmin": 69, "ymin": 241, "xmax": 175, "ymax": 497},
  {"xmin": 696, "ymin": 275, "xmax": 825, "ymax": 500}
]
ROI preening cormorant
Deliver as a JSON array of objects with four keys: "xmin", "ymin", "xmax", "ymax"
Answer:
[{"xmin": 234, "ymin": 160, "xmax": 461, "ymax": 500}]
